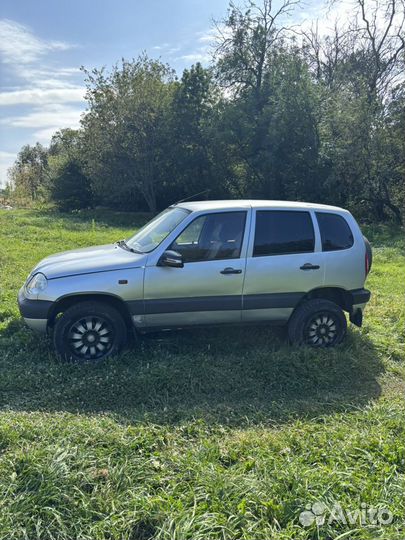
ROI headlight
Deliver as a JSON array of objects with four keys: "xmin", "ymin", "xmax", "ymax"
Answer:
[{"xmin": 25, "ymin": 273, "xmax": 48, "ymax": 295}]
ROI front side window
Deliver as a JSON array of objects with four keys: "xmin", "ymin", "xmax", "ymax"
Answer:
[
  {"xmin": 170, "ymin": 211, "xmax": 246, "ymax": 263},
  {"xmin": 253, "ymin": 210, "xmax": 315, "ymax": 256},
  {"xmin": 126, "ymin": 207, "xmax": 190, "ymax": 253},
  {"xmin": 316, "ymin": 212, "xmax": 354, "ymax": 251}
]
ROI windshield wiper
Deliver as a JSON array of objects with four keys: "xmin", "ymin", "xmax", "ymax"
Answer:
[{"xmin": 115, "ymin": 239, "xmax": 142, "ymax": 254}]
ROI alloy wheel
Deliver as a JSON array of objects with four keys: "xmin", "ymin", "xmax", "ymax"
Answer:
[
  {"xmin": 68, "ymin": 316, "xmax": 113, "ymax": 360},
  {"xmin": 304, "ymin": 312, "xmax": 338, "ymax": 347}
]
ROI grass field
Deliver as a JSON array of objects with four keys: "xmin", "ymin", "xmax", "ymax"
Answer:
[{"xmin": 0, "ymin": 209, "xmax": 404, "ymax": 540}]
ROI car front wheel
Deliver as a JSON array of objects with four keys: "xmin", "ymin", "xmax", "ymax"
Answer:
[
  {"xmin": 53, "ymin": 300, "xmax": 127, "ymax": 362},
  {"xmin": 288, "ymin": 299, "xmax": 347, "ymax": 347}
]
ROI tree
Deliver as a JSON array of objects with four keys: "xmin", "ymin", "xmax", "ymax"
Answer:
[
  {"xmin": 356, "ymin": 0, "xmax": 405, "ymax": 100},
  {"xmin": 303, "ymin": 0, "xmax": 405, "ymax": 221},
  {"xmin": 7, "ymin": 0, "xmax": 404, "ymax": 223},
  {"xmin": 81, "ymin": 55, "xmax": 175, "ymax": 212},
  {"xmin": 360, "ymin": 83, "xmax": 405, "ymax": 222},
  {"xmin": 50, "ymin": 159, "xmax": 91, "ymax": 212},
  {"xmin": 161, "ymin": 63, "xmax": 219, "ymax": 205},
  {"xmin": 214, "ymin": 0, "xmax": 300, "ymax": 101},
  {"xmin": 9, "ymin": 143, "xmax": 49, "ymax": 201},
  {"xmin": 49, "ymin": 128, "xmax": 83, "ymax": 160},
  {"xmin": 48, "ymin": 129, "xmax": 92, "ymax": 211},
  {"xmin": 304, "ymin": 0, "xmax": 405, "ymax": 98},
  {"xmin": 214, "ymin": 1, "xmax": 322, "ymax": 200}
]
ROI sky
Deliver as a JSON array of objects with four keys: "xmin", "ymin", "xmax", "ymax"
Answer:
[{"xmin": 0, "ymin": 0, "xmax": 347, "ymax": 187}]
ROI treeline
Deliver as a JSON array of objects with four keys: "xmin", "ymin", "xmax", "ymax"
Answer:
[{"xmin": 7, "ymin": 0, "xmax": 405, "ymax": 222}]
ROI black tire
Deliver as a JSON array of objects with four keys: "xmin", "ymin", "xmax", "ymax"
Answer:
[
  {"xmin": 53, "ymin": 301, "xmax": 127, "ymax": 362},
  {"xmin": 288, "ymin": 299, "xmax": 347, "ymax": 347}
]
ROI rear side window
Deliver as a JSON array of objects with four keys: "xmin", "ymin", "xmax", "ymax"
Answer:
[
  {"xmin": 316, "ymin": 212, "xmax": 354, "ymax": 251},
  {"xmin": 253, "ymin": 211, "xmax": 315, "ymax": 256}
]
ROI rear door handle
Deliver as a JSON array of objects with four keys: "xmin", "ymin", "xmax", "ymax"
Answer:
[
  {"xmin": 300, "ymin": 263, "xmax": 320, "ymax": 270},
  {"xmin": 220, "ymin": 267, "xmax": 242, "ymax": 275}
]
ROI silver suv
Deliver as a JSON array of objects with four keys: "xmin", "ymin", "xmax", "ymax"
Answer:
[{"xmin": 18, "ymin": 200, "xmax": 372, "ymax": 361}]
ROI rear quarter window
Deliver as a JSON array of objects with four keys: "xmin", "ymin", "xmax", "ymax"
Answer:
[{"xmin": 316, "ymin": 212, "xmax": 354, "ymax": 251}]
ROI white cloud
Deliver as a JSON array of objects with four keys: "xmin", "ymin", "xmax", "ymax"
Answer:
[
  {"xmin": 1, "ymin": 104, "xmax": 84, "ymax": 130},
  {"xmin": 151, "ymin": 43, "xmax": 181, "ymax": 56},
  {"xmin": 177, "ymin": 51, "xmax": 211, "ymax": 64},
  {"xmin": 32, "ymin": 127, "xmax": 70, "ymax": 144},
  {"xmin": 0, "ymin": 18, "xmax": 85, "ymax": 183},
  {"xmin": 0, "ymin": 87, "xmax": 85, "ymax": 106},
  {"xmin": 152, "ymin": 43, "xmax": 170, "ymax": 50},
  {"xmin": 181, "ymin": 24, "xmax": 234, "ymax": 65},
  {"xmin": 152, "ymin": 34, "xmax": 215, "ymax": 66},
  {"xmin": 0, "ymin": 151, "xmax": 17, "ymax": 186},
  {"xmin": 0, "ymin": 19, "xmax": 84, "ymax": 108},
  {"xmin": 167, "ymin": 46, "xmax": 181, "ymax": 55},
  {"xmin": 0, "ymin": 19, "xmax": 74, "ymax": 65},
  {"xmin": 14, "ymin": 66, "xmax": 81, "ymax": 84},
  {"xmin": 0, "ymin": 102, "xmax": 85, "ymax": 186},
  {"xmin": 197, "ymin": 23, "xmax": 233, "ymax": 45},
  {"xmin": 297, "ymin": 0, "xmax": 403, "ymax": 37},
  {"xmin": 297, "ymin": 0, "xmax": 354, "ymax": 36},
  {"xmin": 198, "ymin": 34, "xmax": 214, "ymax": 44},
  {"xmin": 197, "ymin": 28, "xmax": 220, "ymax": 44},
  {"xmin": 174, "ymin": 28, "xmax": 218, "ymax": 66}
]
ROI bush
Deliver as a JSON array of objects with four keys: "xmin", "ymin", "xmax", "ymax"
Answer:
[{"xmin": 51, "ymin": 159, "xmax": 92, "ymax": 212}]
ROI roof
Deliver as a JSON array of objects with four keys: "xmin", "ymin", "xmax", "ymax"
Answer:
[{"xmin": 175, "ymin": 199, "xmax": 347, "ymax": 213}]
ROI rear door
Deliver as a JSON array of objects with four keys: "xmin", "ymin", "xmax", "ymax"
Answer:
[
  {"xmin": 242, "ymin": 209, "xmax": 324, "ymax": 322},
  {"xmin": 143, "ymin": 210, "xmax": 250, "ymax": 328}
]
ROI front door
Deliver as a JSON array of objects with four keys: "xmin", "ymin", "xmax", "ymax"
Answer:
[{"xmin": 143, "ymin": 211, "xmax": 249, "ymax": 328}]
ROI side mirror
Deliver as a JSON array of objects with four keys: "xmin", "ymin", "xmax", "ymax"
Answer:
[{"xmin": 158, "ymin": 250, "xmax": 184, "ymax": 268}]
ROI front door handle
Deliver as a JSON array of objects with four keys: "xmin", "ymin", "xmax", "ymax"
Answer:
[
  {"xmin": 220, "ymin": 267, "xmax": 242, "ymax": 275},
  {"xmin": 300, "ymin": 263, "xmax": 320, "ymax": 270}
]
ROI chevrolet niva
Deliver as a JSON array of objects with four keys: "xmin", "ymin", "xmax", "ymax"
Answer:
[{"xmin": 18, "ymin": 200, "xmax": 372, "ymax": 361}]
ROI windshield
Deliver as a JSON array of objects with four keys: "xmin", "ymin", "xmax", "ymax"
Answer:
[{"xmin": 126, "ymin": 207, "xmax": 190, "ymax": 253}]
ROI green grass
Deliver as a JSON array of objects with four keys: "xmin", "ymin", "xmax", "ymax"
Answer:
[{"xmin": 0, "ymin": 209, "xmax": 404, "ymax": 540}]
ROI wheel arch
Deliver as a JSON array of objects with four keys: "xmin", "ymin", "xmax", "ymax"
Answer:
[
  {"xmin": 48, "ymin": 293, "xmax": 134, "ymax": 334},
  {"xmin": 298, "ymin": 287, "xmax": 353, "ymax": 313}
]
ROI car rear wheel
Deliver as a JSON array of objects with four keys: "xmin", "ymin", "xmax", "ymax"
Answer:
[
  {"xmin": 53, "ymin": 301, "xmax": 127, "ymax": 362},
  {"xmin": 288, "ymin": 299, "xmax": 347, "ymax": 347}
]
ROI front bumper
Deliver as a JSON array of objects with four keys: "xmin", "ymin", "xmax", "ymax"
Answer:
[
  {"xmin": 22, "ymin": 317, "xmax": 48, "ymax": 333},
  {"xmin": 18, "ymin": 288, "xmax": 53, "ymax": 333}
]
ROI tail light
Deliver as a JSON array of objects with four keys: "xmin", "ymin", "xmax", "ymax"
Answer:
[
  {"xmin": 364, "ymin": 236, "xmax": 372, "ymax": 277},
  {"xmin": 365, "ymin": 251, "xmax": 370, "ymax": 276}
]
